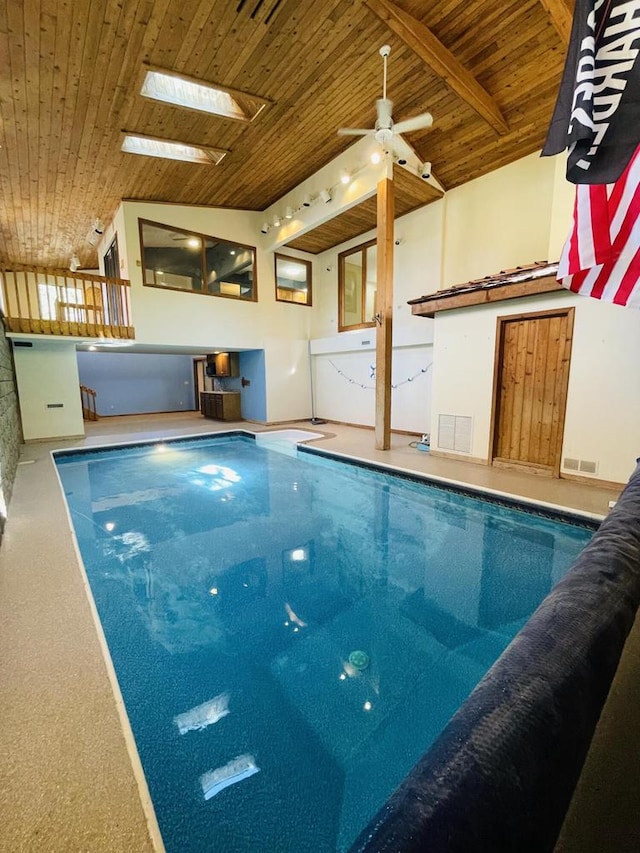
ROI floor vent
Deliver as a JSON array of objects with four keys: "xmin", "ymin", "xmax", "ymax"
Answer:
[
  {"xmin": 563, "ymin": 457, "xmax": 579, "ymax": 471},
  {"xmin": 579, "ymin": 459, "xmax": 598, "ymax": 475},
  {"xmin": 438, "ymin": 415, "xmax": 472, "ymax": 453}
]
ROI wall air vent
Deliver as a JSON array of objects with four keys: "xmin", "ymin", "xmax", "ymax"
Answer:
[
  {"xmin": 13, "ymin": 341, "xmax": 33, "ymax": 347},
  {"xmin": 563, "ymin": 457, "xmax": 598, "ymax": 475},
  {"xmin": 438, "ymin": 415, "xmax": 472, "ymax": 453}
]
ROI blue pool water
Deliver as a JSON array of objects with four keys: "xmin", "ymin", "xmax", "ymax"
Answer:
[{"xmin": 55, "ymin": 434, "xmax": 595, "ymax": 853}]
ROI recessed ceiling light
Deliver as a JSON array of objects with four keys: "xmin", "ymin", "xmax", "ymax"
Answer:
[
  {"xmin": 121, "ymin": 133, "xmax": 227, "ymax": 164},
  {"xmin": 140, "ymin": 68, "xmax": 269, "ymax": 122}
]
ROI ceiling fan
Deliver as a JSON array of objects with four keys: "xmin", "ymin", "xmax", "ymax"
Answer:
[{"xmin": 338, "ymin": 45, "xmax": 443, "ymax": 192}]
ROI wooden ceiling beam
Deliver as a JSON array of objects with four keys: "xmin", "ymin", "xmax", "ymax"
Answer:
[
  {"xmin": 538, "ymin": 0, "xmax": 573, "ymax": 43},
  {"xmin": 363, "ymin": 0, "xmax": 509, "ymax": 135}
]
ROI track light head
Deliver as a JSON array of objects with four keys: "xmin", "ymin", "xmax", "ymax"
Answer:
[
  {"xmin": 302, "ymin": 193, "xmax": 313, "ymax": 207},
  {"xmin": 285, "ymin": 206, "xmax": 294, "ymax": 219},
  {"xmin": 319, "ymin": 188, "xmax": 332, "ymax": 204},
  {"xmin": 260, "ymin": 222, "xmax": 270, "ymax": 234},
  {"xmin": 273, "ymin": 214, "xmax": 281, "ymax": 227},
  {"xmin": 86, "ymin": 218, "xmax": 104, "ymax": 247},
  {"xmin": 420, "ymin": 161, "xmax": 432, "ymax": 180}
]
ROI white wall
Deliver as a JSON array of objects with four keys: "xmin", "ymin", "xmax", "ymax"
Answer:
[
  {"xmin": 442, "ymin": 152, "xmax": 557, "ymax": 287},
  {"xmin": 114, "ymin": 201, "xmax": 315, "ymax": 423},
  {"xmin": 547, "ymin": 152, "xmax": 574, "ymax": 262},
  {"xmin": 307, "ymin": 154, "xmax": 562, "ymax": 434},
  {"xmin": 431, "ymin": 291, "xmax": 640, "ymax": 484},
  {"xmin": 13, "ymin": 339, "xmax": 84, "ymax": 440},
  {"xmin": 308, "ymin": 201, "xmax": 442, "ymax": 432}
]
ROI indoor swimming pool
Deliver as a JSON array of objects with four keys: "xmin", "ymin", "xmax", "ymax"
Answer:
[{"xmin": 54, "ymin": 433, "xmax": 595, "ymax": 853}]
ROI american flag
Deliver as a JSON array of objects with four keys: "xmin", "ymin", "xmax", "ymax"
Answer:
[{"xmin": 558, "ymin": 143, "xmax": 640, "ymax": 307}]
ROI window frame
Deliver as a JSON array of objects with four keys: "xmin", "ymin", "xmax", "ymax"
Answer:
[
  {"xmin": 338, "ymin": 238, "xmax": 377, "ymax": 332},
  {"xmin": 103, "ymin": 236, "xmax": 120, "ymax": 279},
  {"xmin": 274, "ymin": 253, "xmax": 312, "ymax": 307},
  {"xmin": 138, "ymin": 218, "xmax": 258, "ymax": 302}
]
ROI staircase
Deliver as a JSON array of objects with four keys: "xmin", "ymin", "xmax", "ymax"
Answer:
[{"xmin": 80, "ymin": 385, "xmax": 98, "ymax": 421}]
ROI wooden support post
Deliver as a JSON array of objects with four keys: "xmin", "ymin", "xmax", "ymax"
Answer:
[{"xmin": 375, "ymin": 175, "xmax": 394, "ymax": 450}]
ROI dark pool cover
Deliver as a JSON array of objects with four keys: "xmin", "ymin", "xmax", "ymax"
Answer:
[{"xmin": 351, "ymin": 464, "xmax": 640, "ymax": 853}]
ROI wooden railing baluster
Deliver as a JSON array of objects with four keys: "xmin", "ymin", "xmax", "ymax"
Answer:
[{"xmin": 0, "ymin": 265, "xmax": 134, "ymax": 340}]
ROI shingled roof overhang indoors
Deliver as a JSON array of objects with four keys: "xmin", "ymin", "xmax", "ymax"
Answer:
[{"xmin": 408, "ymin": 262, "xmax": 564, "ymax": 318}]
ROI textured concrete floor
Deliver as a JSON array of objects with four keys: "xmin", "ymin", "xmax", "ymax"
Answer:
[{"xmin": 0, "ymin": 413, "xmax": 634, "ymax": 852}]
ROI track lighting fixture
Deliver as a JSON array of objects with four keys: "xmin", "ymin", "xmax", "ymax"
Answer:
[
  {"xmin": 420, "ymin": 162, "xmax": 432, "ymax": 180},
  {"xmin": 260, "ymin": 222, "xmax": 270, "ymax": 234},
  {"xmin": 302, "ymin": 193, "xmax": 313, "ymax": 207},
  {"xmin": 319, "ymin": 188, "xmax": 332, "ymax": 204},
  {"xmin": 86, "ymin": 218, "xmax": 104, "ymax": 247},
  {"xmin": 273, "ymin": 214, "xmax": 281, "ymax": 227},
  {"xmin": 285, "ymin": 206, "xmax": 294, "ymax": 219}
]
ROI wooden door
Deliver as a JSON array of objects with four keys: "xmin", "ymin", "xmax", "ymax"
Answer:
[{"xmin": 491, "ymin": 308, "xmax": 574, "ymax": 475}]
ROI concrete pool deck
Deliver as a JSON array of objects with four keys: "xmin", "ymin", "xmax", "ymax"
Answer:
[{"xmin": 0, "ymin": 412, "xmax": 636, "ymax": 851}]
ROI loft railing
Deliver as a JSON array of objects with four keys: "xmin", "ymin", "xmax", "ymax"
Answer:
[
  {"xmin": 80, "ymin": 384, "xmax": 98, "ymax": 421},
  {"xmin": 0, "ymin": 266, "xmax": 135, "ymax": 339}
]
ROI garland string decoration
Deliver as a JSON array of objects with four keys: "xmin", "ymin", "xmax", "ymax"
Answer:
[{"xmin": 327, "ymin": 360, "xmax": 432, "ymax": 390}]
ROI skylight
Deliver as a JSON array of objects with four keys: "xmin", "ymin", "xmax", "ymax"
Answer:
[
  {"xmin": 140, "ymin": 69, "xmax": 267, "ymax": 122},
  {"xmin": 121, "ymin": 134, "xmax": 227, "ymax": 165}
]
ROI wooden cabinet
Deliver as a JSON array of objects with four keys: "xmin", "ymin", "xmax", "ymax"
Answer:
[
  {"xmin": 200, "ymin": 392, "xmax": 242, "ymax": 421},
  {"xmin": 206, "ymin": 352, "xmax": 240, "ymax": 377}
]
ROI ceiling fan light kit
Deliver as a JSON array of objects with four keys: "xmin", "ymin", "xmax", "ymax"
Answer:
[{"xmin": 338, "ymin": 44, "xmax": 436, "ymax": 187}]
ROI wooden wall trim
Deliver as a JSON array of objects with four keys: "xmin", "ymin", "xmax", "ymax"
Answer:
[
  {"xmin": 428, "ymin": 448, "xmax": 489, "ymax": 466},
  {"xmin": 560, "ymin": 471, "xmax": 625, "ymax": 491},
  {"xmin": 411, "ymin": 275, "xmax": 564, "ymax": 317}
]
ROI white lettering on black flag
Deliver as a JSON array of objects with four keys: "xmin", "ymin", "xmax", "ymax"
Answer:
[{"xmin": 543, "ymin": 0, "xmax": 640, "ymax": 184}]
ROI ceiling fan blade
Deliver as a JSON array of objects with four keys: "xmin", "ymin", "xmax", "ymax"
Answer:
[
  {"xmin": 337, "ymin": 127, "xmax": 374, "ymax": 136},
  {"xmin": 393, "ymin": 112, "xmax": 433, "ymax": 134}
]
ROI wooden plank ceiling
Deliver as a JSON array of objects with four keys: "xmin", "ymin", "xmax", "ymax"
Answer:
[{"xmin": 0, "ymin": 0, "xmax": 573, "ymax": 267}]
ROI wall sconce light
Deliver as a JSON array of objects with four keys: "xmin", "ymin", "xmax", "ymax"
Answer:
[
  {"xmin": 260, "ymin": 222, "xmax": 270, "ymax": 234},
  {"xmin": 302, "ymin": 193, "xmax": 313, "ymax": 207},
  {"xmin": 319, "ymin": 188, "xmax": 332, "ymax": 204},
  {"xmin": 273, "ymin": 214, "xmax": 281, "ymax": 227},
  {"xmin": 285, "ymin": 206, "xmax": 294, "ymax": 219},
  {"xmin": 69, "ymin": 255, "xmax": 80, "ymax": 272}
]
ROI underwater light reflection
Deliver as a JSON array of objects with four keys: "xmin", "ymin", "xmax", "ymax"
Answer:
[{"xmin": 191, "ymin": 464, "xmax": 242, "ymax": 492}]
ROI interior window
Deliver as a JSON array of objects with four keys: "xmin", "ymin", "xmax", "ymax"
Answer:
[
  {"xmin": 139, "ymin": 219, "xmax": 257, "ymax": 301},
  {"xmin": 274, "ymin": 254, "xmax": 312, "ymax": 306},
  {"xmin": 338, "ymin": 239, "xmax": 376, "ymax": 331}
]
